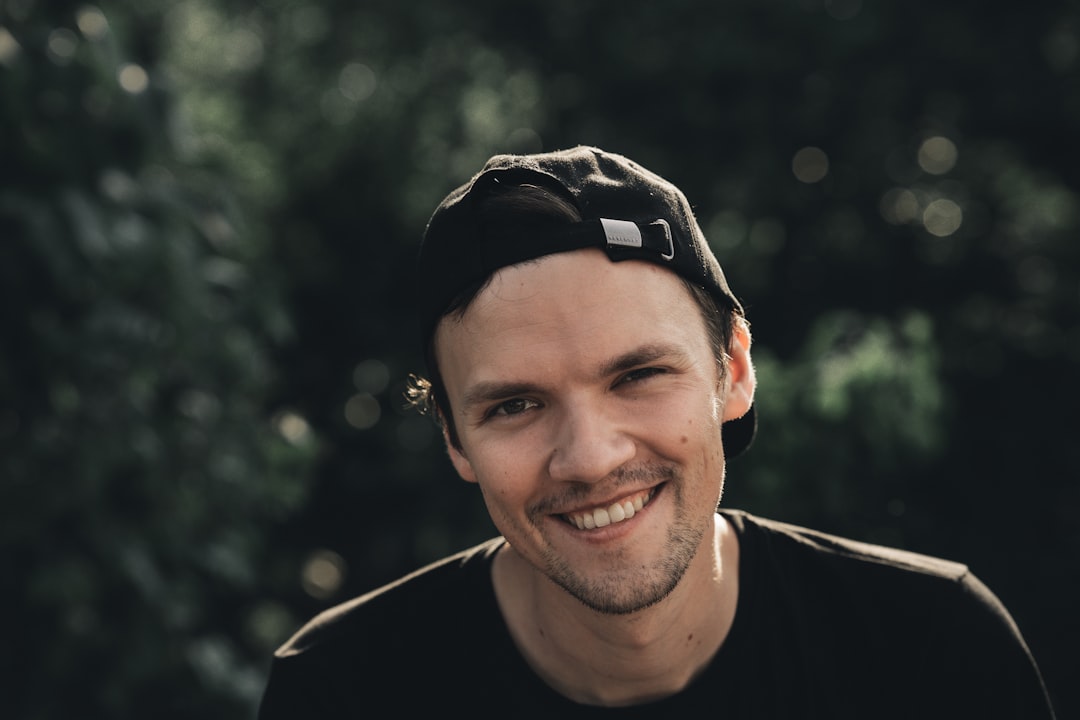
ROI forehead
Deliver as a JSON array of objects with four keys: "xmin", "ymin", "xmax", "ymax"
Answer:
[{"xmin": 433, "ymin": 249, "xmax": 708, "ymax": 380}]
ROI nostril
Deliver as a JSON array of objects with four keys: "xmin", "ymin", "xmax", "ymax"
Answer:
[{"xmin": 547, "ymin": 406, "xmax": 636, "ymax": 484}]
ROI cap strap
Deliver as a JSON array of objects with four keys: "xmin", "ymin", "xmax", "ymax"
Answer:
[
  {"xmin": 600, "ymin": 218, "xmax": 674, "ymax": 260},
  {"xmin": 481, "ymin": 218, "xmax": 674, "ymax": 272}
]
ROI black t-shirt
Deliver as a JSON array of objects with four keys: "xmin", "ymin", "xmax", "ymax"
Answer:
[{"xmin": 258, "ymin": 510, "xmax": 1056, "ymax": 718}]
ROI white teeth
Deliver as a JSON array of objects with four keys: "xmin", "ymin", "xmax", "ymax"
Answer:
[
  {"xmin": 566, "ymin": 489, "xmax": 654, "ymax": 530},
  {"xmin": 609, "ymin": 503, "xmax": 625, "ymax": 523}
]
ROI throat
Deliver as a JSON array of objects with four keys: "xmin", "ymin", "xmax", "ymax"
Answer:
[
  {"xmin": 493, "ymin": 514, "xmax": 741, "ymax": 707},
  {"xmin": 519, "ymin": 609, "xmax": 721, "ymax": 708}
]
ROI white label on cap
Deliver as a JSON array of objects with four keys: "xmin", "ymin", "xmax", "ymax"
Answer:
[{"xmin": 600, "ymin": 218, "xmax": 642, "ymax": 248}]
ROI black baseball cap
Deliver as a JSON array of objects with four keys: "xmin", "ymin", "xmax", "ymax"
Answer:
[{"xmin": 417, "ymin": 145, "xmax": 756, "ymax": 458}]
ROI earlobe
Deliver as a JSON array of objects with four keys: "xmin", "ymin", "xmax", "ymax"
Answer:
[
  {"xmin": 443, "ymin": 426, "xmax": 478, "ymax": 483},
  {"xmin": 723, "ymin": 319, "xmax": 756, "ymax": 422}
]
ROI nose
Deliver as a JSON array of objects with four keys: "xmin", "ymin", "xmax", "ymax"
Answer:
[{"xmin": 547, "ymin": 400, "xmax": 635, "ymax": 484}]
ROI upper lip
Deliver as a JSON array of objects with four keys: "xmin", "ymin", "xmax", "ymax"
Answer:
[{"xmin": 555, "ymin": 484, "xmax": 661, "ymax": 517}]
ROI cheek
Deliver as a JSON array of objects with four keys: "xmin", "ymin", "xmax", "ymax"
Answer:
[
  {"xmin": 476, "ymin": 470, "xmax": 540, "ymax": 539},
  {"xmin": 664, "ymin": 396, "xmax": 726, "ymax": 465},
  {"xmin": 652, "ymin": 390, "xmax": 725, "ymax": 440},
  {"xmin": 470, "ymin": 443, "xmax": 542, "ymax": 501},
  {"xmin": 463, "ymin": 418, "xmax": 555, "ymax": 479}
]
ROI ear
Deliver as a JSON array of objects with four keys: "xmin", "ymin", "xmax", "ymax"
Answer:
[
  {"xmin": 442, "ymin": 423, "xmax": 479, "ymax": 484},
  {"xmin": 722, "ymin": 319, "xmax": 756, "ymax": 422}
]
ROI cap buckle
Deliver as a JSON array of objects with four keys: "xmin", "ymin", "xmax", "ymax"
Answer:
[{"xmin": 599, "ymin": 218, "xmax": 675, "ymax": 261}]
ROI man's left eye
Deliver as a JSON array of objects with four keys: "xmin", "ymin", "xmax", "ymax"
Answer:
[{"xmin": 619, "ymin": 367, "xmax": 665, "ymax": 385}]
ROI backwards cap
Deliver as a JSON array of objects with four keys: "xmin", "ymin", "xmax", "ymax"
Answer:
[{"xmin": 417, "ymin": 145, "xmax": 755, "ymax": 458}]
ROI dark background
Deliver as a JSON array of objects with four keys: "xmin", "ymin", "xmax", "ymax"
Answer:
[{"xmin": 3, "ymin": 0, "xmax": 1077, "ymax": 717}]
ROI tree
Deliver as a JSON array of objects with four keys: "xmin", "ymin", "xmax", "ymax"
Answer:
[
  {"xmin": 5, "ymin": 0, "xmax": 1076, "ymax": 717},
  {"xmin": 2, "ymin": 2, "xmax": 313, "ymax": 717}
]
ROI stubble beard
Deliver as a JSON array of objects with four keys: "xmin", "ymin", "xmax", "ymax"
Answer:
[{"xmin": 536, "ymin": 469, "xmax": 708, "ymax": 615}]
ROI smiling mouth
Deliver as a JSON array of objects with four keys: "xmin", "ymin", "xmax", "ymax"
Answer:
[{"xmin": 562, "ymin": 488, "xmax": 658, "ymax": 530}]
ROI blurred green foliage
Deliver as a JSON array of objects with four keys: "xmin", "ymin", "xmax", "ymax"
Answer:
[
  {"xmin": 3, "ymin": 0, "xmax": 1077, "ymax": 718},
  {"xmin": 2, "ymin": 1, "xmax": 316, "ymax": 717}
]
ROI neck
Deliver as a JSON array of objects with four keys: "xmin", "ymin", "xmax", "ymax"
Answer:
[{"xmin": 492, "ymin": 513, "xmax": 740, "ymax": 707}]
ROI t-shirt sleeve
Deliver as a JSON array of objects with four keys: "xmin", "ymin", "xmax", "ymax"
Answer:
[{"xmin": 934, "ymin": 571, "xmax": 1057, "ymax": 719}]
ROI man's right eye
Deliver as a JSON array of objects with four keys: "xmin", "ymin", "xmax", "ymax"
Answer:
[{"xmin": 488, "ymin": 398, "xmax": 538, "ymax": 418}]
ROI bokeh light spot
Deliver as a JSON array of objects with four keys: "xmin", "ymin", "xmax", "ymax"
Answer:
[
  {"xmin": 246, "ymin": 602, "xmax": 294, "ymax": 652},
  {"xmin": 706, "ymin": 210, "xmax": 748, "ymax": 249},
  {"xmin": 275, "ymin": 411, "xmax": 312, "ymax": 445},
  {"xmin": 353, "ymin": 359, "xmax": 390, "ymax": 395},
  {"xmin": 918, "ymin": 136, "xmax": 958, "ymax": 175},
  {"xmin": 505, "ymin": 127, "xmax": 543, "ymax": 153},
  {"xmin": 793, "ymin": 146, "xmax": 829, "ymax": 183},
  {"xmin": 922, "ymin": 198, "xmax": 963, "ymax": 236},
  {"xmin": 223, "ymin": 27, "xmax": 264, "ymax": 73},
  {"xmin": 339, "ymin": 62, "xmax": 376, "ymax": 102},
  {"xmin": 118, "ymin": 63, "xmax": 149, "ymax": 93},
  {"xmin": 291, "ymin": 4, "xmax": 330, "ymax": 43},
  {"xmin": 0, "ymin": 26, "xmax": 20, "ymax": 66},
  {"xmin": 880, "ymin": 188, "xmax": 920, "ymax": 225},
  {"xmin": 1043, "ymin": 25, "xmax": 1078, "ymax": 72},
  {"xmin": 47, "ymin": 28, "xmax": 78, "ymax": 64},
  {"xmin": 301, "ymin": 550, "xmax": 346, "ymax": 600},
  {"xmin": 178, "ymin": 389, "xmax": 221, "ymax": 424},
  {"xmin": 345, "ymin": 393, "xmax": 381, "ymax": 430},
  {"xmin": 76, "ymin": 6, "xmax": 109, "ymax": 40},
  {"xmin": 748, "ymin": 218, "xmax": 786, "ymax": 254}
]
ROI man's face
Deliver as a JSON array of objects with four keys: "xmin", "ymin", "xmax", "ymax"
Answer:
[{"xmin": 435, "ymin": 249, "xmax": 753, "ymax": 614}]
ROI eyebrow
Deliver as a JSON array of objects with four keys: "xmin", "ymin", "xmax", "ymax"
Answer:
[{"xmin": 459, "ymin": 343, "xmax": 688, "ymax": 413}]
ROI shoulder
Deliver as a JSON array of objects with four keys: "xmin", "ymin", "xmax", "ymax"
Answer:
[
  {"xmin": 258, "ymin": 537, "xmax": 509, "ymax": 717},
  {"xmin": 723, "ymin": 508, "xmax": 971, "ymax": 583},
  {"xmin": 720, "ymin": 510, "xmax": 1055, "ymax": 718},
  {"xmin": 275, "ymin": 536, "xmax": 505, "ymax": 660},
  {"xmin": 720, "ymin": 508, "xmax": 1021, "ymax": 657}
]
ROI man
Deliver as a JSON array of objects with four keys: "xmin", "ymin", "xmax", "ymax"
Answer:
[{"xmin": 258, "ymin": 146, "xmax": 1056, "ymax": 717}]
